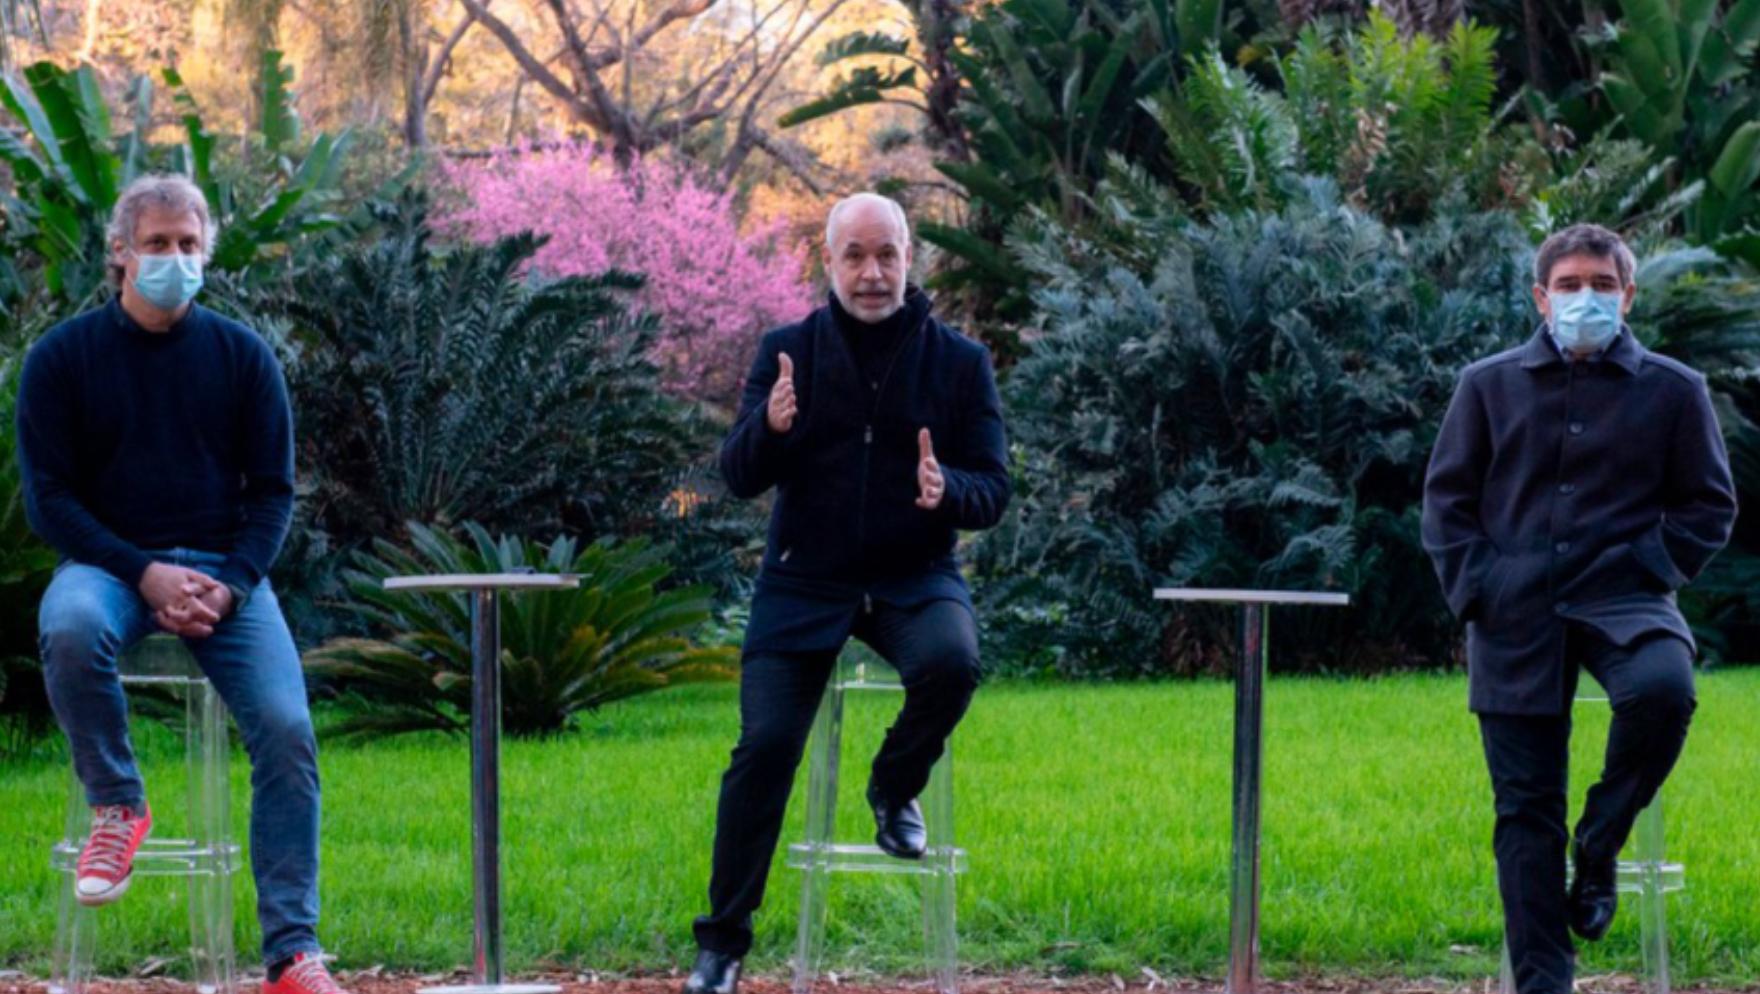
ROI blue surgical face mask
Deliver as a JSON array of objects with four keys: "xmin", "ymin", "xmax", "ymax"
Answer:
[
  {"xmin": 1547, "ymin": 288, "xmax": 1623, "ymax": 354},
  {"xmin": 132, "ymin": 251, "xmax": 204, "ymax": 311}
]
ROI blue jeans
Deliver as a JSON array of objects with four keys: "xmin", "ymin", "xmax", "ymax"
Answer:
[{"xmin": 39, "ymin": 548, "xmax": 321, "ymax": 966}]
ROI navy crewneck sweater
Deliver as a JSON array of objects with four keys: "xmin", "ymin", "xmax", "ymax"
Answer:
[{"xmin": 15, "ymin": 298, "xmax": 295, "ymax": 593}]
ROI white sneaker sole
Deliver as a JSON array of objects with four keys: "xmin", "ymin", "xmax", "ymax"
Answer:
[{"xmin": 75, "ymin": 871, "xmax": 133, "ymax": 907}]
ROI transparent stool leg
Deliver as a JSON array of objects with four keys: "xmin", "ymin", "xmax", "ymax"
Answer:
[
  {"xmin": 187, "ymin": 677, "xmax": 237, "ymax": 994},
  {"xmin": 52, "ymin": 858, "xmax": 97, "ymax": 994},
  {"xmin": 53, "ymin": 766, "xmax": 98, "ymax": 994},
  {"xmin": 793, "ymin": 679, "xmax": 845, "ymax": 994},
  {"xmin": 921, "ymin": 751, "xmax": 957, "ymax": 994},
  {"xmin": 1633, "ymin": 798, "xmax": 1670, "ymax": 994}
]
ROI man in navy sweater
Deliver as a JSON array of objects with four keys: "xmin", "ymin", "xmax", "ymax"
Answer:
[
  {"xmin": 17, "ymin": 175, "xmax": 346, "ymax": 994},
  {"xmin": 683, "ymin": 193, "xmax": 1010, "ymax": 994}
]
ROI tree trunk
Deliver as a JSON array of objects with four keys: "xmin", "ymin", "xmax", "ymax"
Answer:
[
  {"xmin": 403, "ymin": 6, "xmax": 429, "ymax": 148},
  {"xmin": 920, "ymin": 0, "xmax": 968, "ymax": 161}
]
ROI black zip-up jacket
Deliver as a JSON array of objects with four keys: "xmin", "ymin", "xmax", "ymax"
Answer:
[{"xmin": 720, "ymin": 288, "xmax": 1010, "ymax": 654}]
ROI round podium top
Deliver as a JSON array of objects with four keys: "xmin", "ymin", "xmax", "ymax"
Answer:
[
  {"xmin": 1153, "ymin": 587, "xmax": 1351, "ymax": 607},
  {"xmin": 384, "ymin": 573, "xmax": 580, "ymax": 592}
]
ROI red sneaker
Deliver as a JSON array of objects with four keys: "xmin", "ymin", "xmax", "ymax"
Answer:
[
  {"xmin": 263, "ymin": 953, "xmax": 348, "ymax": 994},
  {"xmin": 75, "ymin": 803, "xmax": 152, "ymax": 906}
]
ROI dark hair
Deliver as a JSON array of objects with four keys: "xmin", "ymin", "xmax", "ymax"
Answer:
[{"xmin": 1533, "ymin": 223, "xmax": 1636, "ymax": 288}]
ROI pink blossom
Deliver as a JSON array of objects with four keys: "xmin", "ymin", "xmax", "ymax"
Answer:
[{"xmin": 436, "ymin": 144, "xmax": 816, "ymax": 406}]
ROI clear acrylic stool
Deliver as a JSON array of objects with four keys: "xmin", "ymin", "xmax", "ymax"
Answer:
[
  {"xmin": 1499, "ymin": 690, "xmax": 1685, "ymax": 994},
  {"xmin": 50, "ymin": 635, "xmax": 240, "ymax": 994},
  {"xmin": 785, "ymin": 648, "xmax": 966, "ymax": 994}
]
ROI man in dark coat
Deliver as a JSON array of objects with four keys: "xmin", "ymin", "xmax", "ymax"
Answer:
[
  {"xmin": 1421, "ymin": 223, "xmax": 1737, "ymax": 994},
  {"xmin": 683, "ymin": 193, "xmax": 1010, "ymax": 994}
]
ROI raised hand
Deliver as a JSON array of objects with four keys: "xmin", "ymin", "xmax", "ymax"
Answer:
[
  {"xmin": 767, "ymin": 352, "xmax": 797, "ymax": 434},
  {"xmin": 916, "ymin": 428, "xmax": 944, "ymax": 510}
]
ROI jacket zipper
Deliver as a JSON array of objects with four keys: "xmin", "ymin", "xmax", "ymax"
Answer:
[{"xmin": 853, "ymin": 309, "xmax": 929, "ymax": 614}]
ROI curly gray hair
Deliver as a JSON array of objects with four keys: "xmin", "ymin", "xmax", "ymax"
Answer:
[{"xmin": 106, "ymin": 173, "xmax": 216, "ymax": 287}]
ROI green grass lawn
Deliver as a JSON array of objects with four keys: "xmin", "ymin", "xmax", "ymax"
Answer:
[{"xmin": 2, "ymin": 670, "xmax": 1757, "ymax": 984}]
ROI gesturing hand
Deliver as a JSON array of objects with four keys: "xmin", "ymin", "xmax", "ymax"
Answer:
[
  {"xmin": 916, "ymin": 428, "xmax": 944, "ymax": 510},
  {"xmin": 766, "ymin": 352, "xmax": 796, "ymax": 434}
]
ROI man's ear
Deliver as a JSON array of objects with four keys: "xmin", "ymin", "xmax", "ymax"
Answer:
[
  {"xmin": 1620, "ymin": 280, "xmax": 1637, "ymax": 315},
  {"xmin": 1531, "ymin": 283, "xmax": 1550, "ymax": 321}
]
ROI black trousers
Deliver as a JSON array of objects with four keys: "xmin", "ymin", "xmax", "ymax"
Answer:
[
  {"xmin": 1479, "ymin": 626, "xmax": 1696, "ymax": 994},
  {"xmin": 693, "ymin": 598, "xmax": 982, "ymax": 956}
]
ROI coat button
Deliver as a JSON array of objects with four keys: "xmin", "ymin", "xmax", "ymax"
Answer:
[
  {"xmin": 1558, "ymin": 483, "xmax": 1577, "ymax": 495},
  {"xmin": 1568, "ymin": 422, "xmax": 1585, "ymax": 435},
  {"xmin": 1555, "ymin": 541, "xmax": 1571, "ymax": 554},
  {"xmin": 1554, "ymin": 601, "xmax": 1570, "ymax": 614}
]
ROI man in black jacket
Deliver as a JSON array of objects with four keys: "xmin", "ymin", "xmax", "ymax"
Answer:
[
  {"xmin": 1421, "ymin": 223, "xmax": 1736, "ymax": 994},
  {"xmin": 684, "ymin": 193, "xmax": 1010, "ymax": 994}
]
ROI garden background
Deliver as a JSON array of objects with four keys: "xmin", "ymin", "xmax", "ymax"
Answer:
[{"xmin": 1, "ymin": 0, "xmax": 1758, "ymax": 987}]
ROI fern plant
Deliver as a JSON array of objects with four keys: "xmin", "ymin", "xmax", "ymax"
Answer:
[
  {"xmin": 303, "ymin": 523, "xmax": 737, "ymax": 739},
  {"xmin": 1149, "ymin": 50, "xmax": 1299, "ymax": 214}
]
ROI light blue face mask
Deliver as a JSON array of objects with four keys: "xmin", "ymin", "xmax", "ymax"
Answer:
[
  {"xmin": 132, "ymin": 251, "xmax": 204, "ymax": 311},
  {"xmin": 1547, "ymin": 288, "xmax": 1623, "ymax": 354}
]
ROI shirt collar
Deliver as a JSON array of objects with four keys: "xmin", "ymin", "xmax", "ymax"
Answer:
[
  {"xmin": 109, "ymin": 295, "xmax": 200, "ymax": 341},
  {"xmin": 1519, "ymin": 322, "xmax": 1644, "ymax": 375}
]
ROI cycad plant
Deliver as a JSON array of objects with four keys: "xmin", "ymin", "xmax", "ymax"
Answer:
[
  {"xmin": 304, "ymin": 523, "xmax": 737, "ymax": 739},
  {"xmin": 286, "ymin": 189, "xmax": 707, "ymax": 549}
]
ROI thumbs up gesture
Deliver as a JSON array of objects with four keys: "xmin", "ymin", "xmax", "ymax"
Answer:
[
  {"xmin": 767, "ymin": 352, "xmax": 796, "ymax": 433},
  {"xmin": 916, "ymin": 428, "xmax": 944, "ymax": 510}
]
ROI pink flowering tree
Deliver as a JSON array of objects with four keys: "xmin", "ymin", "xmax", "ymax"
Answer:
[{"xmin": 436, "ymin": 144, "xmax": 816, "ymax": 407}]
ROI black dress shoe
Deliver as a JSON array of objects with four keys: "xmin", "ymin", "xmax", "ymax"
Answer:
[
  {"xmin": 682, "ymin": 949, "xmax": 741, "ymax": 994},
  {"xmin": 1568, "ymin": 843, "xmax": 1618, "ymax": 942},
  {"xmin": 868, "ymin": 784, "xmax": 927, "ymax": 859}
]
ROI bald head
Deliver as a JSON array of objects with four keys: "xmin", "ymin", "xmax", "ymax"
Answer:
[
  {"xmin": 825, "ymin": 193, "xmax": 909, "ymax": 249},
  {"xmin": 823, "ymin": 193, "xmax": 912, "ymax": 324}
]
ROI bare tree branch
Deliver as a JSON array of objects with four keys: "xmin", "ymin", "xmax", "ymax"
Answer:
[
  {"xmin": 748, "ymin": 127, "xmax": 826, "ymax": 194},
  {"xmin": 421, "ymin": 0, "xmax": 483, "ymax": 109},
  {"xmin": 456, "ymin": 0, "xmax": 612, "ymax": 130}
]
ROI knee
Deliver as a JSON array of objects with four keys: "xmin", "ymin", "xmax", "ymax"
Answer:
[
  {"xmin": 1489, "ymin": 774, "xmax": 1567, "ymax": 824},
  {"xmin": 1621, "ymin": 674, "xmax": 1696, "ymax": 727},
  {"xmin": 732, "ymin": 717, "xmax": 811, "ymax": 768},
  {"xmin": 37, "ymin": 597, "xmax": 124, "ymax": 670},
  {"xmin": 1616, "ymin": 641, "xmax": 1696, "ymax": 726},
  {"xmin": 242, "ymin": 702, "xmax": 318, "ymax": 772},
  {"xmin": 909, "ymin": 644, "xmax": 981, "ymax": 700}
]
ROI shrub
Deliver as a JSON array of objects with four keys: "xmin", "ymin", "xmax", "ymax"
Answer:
[
  {"xmin": 973, "ymin": 178, "xmax": 1535, "ymax": 676},
  {"xmin": 435, "ymin": 144, "xmax": 815, "ymax": 408},
  {"xmin": 303, "ymin": 523, "xmax": 737, "ymax": 739}
]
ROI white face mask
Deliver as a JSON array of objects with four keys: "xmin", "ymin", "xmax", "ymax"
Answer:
[
  {"xmin": 132, "ymin": 250, "xmax": 205, "ymax": 310},
  {"xmin": 1547, "ymin": 288, "xmax": 1622, "ymax": 354}
]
